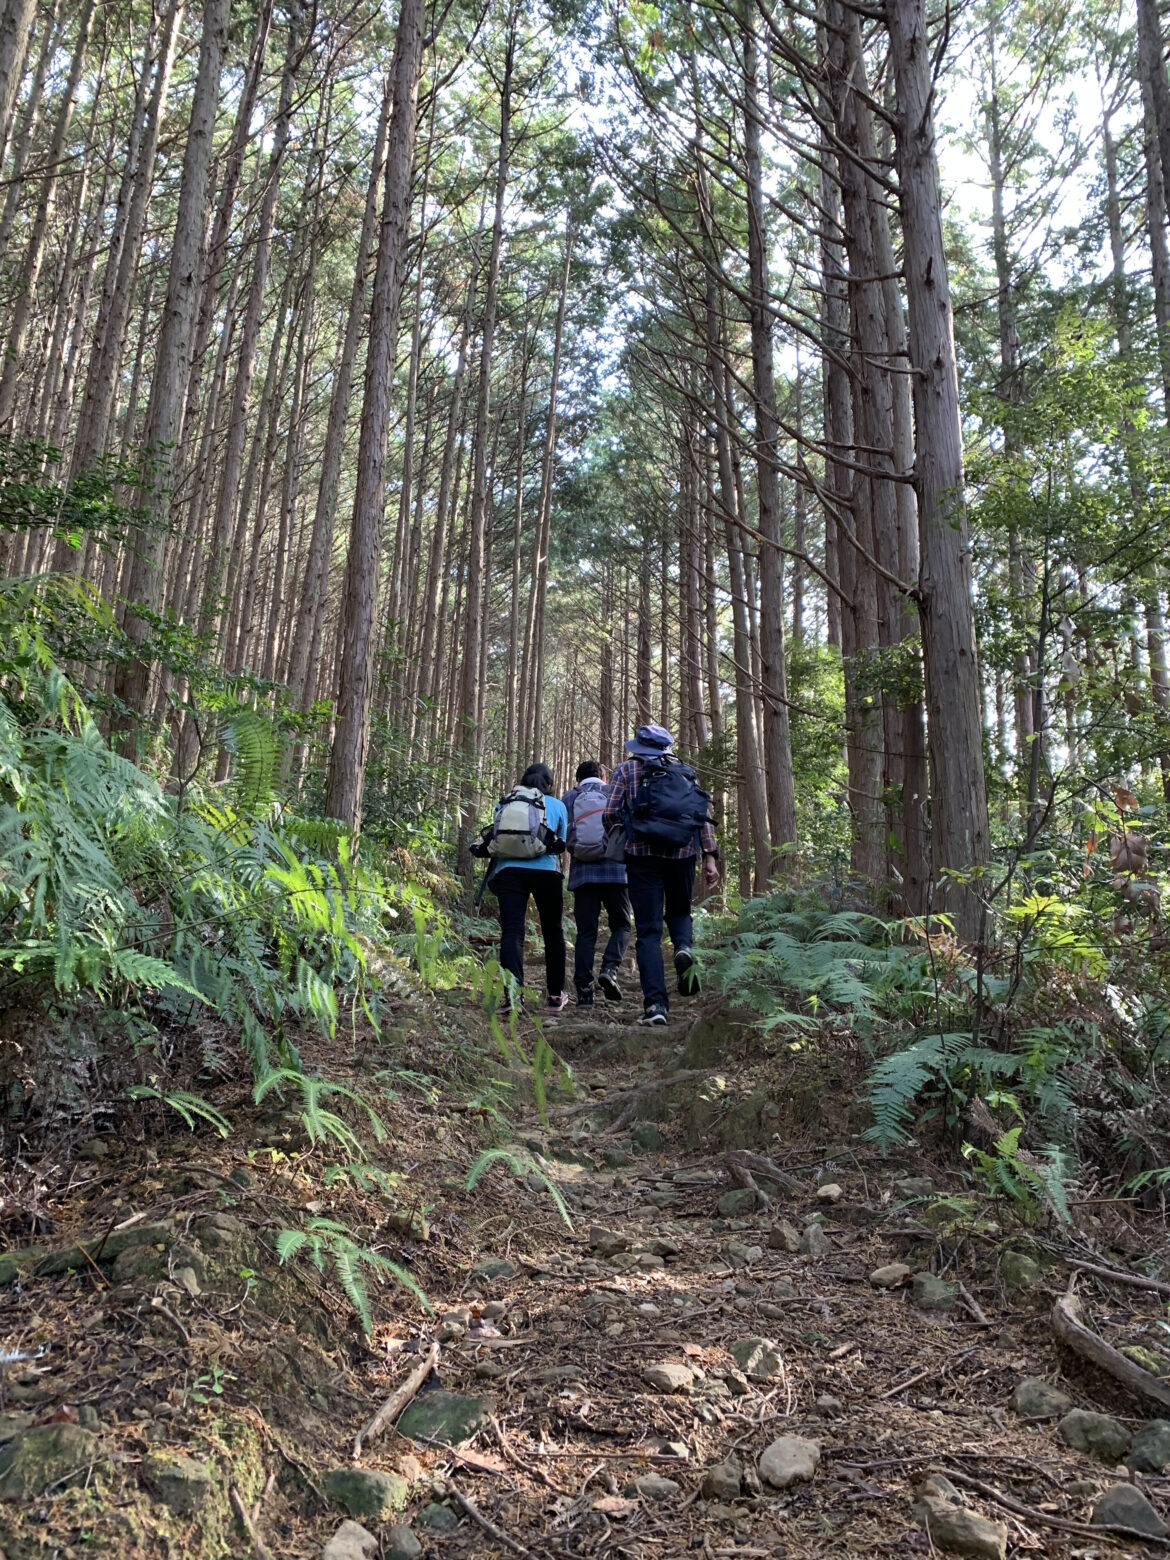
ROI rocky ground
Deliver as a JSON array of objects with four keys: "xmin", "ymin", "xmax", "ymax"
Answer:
[{"xmin": 2, "ymin": 995, "xmax": 1170, "ymax": 1559}]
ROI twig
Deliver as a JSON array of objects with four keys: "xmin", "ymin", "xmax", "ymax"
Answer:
[
  {"xmin": 725, "ymin": 1148, "xmax": 804, "ymax": 1195},
  {"xmin": 353, "ymin": 1340, "xmax": 439, "ymax": 1458},
  {"xmin": 148, "ymin": 1297, "xmax": 191, "ymax": 1345},
  {"xmin": 941, "ymin": 1465, "xmax": 1170, "ymax": 1547},
  {"xmin": 1068, "ymin": 1259, "xmax": 1170, "ymax": 1298},
  {"xmin": 446, "ymin": 1478, "xmax": 539, "ymax": 1557},
  {"xmin": 1052, "ymin": 1292, "xmax": 1170, "ymax": 1410},
  {"xmin": 956, "ymin": 1283, "xmax": 990, "ymax": 1326},
  {"xmin": 230, "ymin": 1485, "xmax": 272, "ymax": 1560},
  {"xmin": 880, "ymin": 1346, "xmax": 979, "ymax": 1400}
]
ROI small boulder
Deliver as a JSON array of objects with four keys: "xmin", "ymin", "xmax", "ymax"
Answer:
[
  {"xmin": 436, "ymin": 1307, "xmax": 471, "ymax": 1342},
  {"xmin": 323, "ymin": 1520, "xmax": 379, "ymax": 1560},
  {"xmin": 141, "ymin": 1451, "xmax": 213, "ymax": 1516},
  {"xmin": 470, "ymin": 1256, "xmax": 516, "ymax": 1281},
  {"xmin": 701, "ymin": 1458, "xmax": 742, "ymax": 1501},
  {"xmin": 728, "ymin": 1336, "xmax": 783, "ymax": 1382},
  {"xmin": 800, "ymin": 1224, "xmax": 830, "ymax": 1258},
  {"xmin": 758, "ymin": 1435, "xmax": 819, "ymax": 1489},
  {"xmin": 643, "ymin": 1362, "xmax": 694, "ymax": 1395},
  {"xmin": 397, "ymin": 1391, "xmax": 491, "ymax": 1446},
  {"xmin": 588, "ymin": 1227, "xmax": 629, "ymax": 1257},
  {"xmin": 717, "ymin": 1188, "xmax": 759, "ymax": 1217},
  {"xmin": 916, "ymin": 1494, "xmax": 1007, "ymax": 1559},
  {"xmin": 911, "ymin": 1272, "xmax": 957, "ymax": 1312},
  {"xmin": 0, "ymin": 1425, "xmax": 100, "ymax": 1500},
  {"xmin": 767, "ymin": 1221, "xmax": 801, "ymax": 1253},
  {"xmin": 1000, "ymin": 1250, "xmax": 1041, "ymax": 1292},
  {"xmin": 919, "ymin": 1474, "xmax": 964, "ymax": 1503},
  {"xmin": 894, "ymin": 1176, "xmax": 934, "ymax": 1199},
  {"xmin": 1130, "ymin": 1420, "xmax": 1170, "ymax": 1474},
  {"xmin": 384, "ymin": 1525, "xmax": 423, "ymax": 1560},
  {"xmin": 416, "ymin": 1503, "xmax": 460, "ymax": 1531},
  {"xmin": 1010, "ymin": 1377, "xmax": 1072, "ymax": 1421},
  {"xmin": 1059, "ymin": 1408, "xmax": 1131, "ymax": 1464},
  {"xmin": 815, "ymin": 1183, "xmax": 842, "ymax": 1204},
  {"xmin": 723, "ymin": 1368, "xmax": 750, "ymax": 1397},
  {"xmin": 324, "ymin": 1467, "xmax": 409, "ymax": 1521},
  {"xmin": 1091, "ymin": 1483, "xmax": 1169, "ymax": 1538},
  {"xmin": 870, "ymin": 1262, "xmax": 911, "ymax": 1289},
  {"xmin": 624, "ymin": 1472, "xmax": 680, "ymax": 1501},
  {"xmin": 632, "ymin": 1122, "xmax": 666, "ymax": 1152}
]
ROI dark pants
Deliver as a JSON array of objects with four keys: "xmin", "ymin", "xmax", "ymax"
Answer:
[
  {"xmin": 572, "ymin": 883, "xmax": 632, "ymax": 992},
  {"xmin": 493, "ymin": 868, "xmax": 566, "ymax": 996},
  {"xmin": 625, "ymin": 856, "xmax": 696, "ymax": 1010}
]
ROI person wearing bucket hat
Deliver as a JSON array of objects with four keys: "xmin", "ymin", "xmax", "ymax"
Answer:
[{"xmin": 603, "ymin": 724, "xmax": 720, "ymax": 1025}]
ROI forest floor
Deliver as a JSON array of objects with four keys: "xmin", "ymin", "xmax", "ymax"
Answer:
[{"xmin": 2, "ymin": 970, "xmax": 1170, "ymax": 1559}]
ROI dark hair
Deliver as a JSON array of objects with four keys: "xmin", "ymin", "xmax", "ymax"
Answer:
[
  {"xmin": 519, "ymin": 762, "xmax": 555, "ymax": 795},
  {"xmin": 576, "ymin": 759, "xmax": 602, "ymax": 782}
]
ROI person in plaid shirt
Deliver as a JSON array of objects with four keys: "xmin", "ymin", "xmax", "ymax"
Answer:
[
  {"xmin": 562, "ymin": 760, "xmax": 631, "ymax": 1007},
  {"xmin": 603, "ymin": 724, "xmax": 720, "ymax": 1025}
]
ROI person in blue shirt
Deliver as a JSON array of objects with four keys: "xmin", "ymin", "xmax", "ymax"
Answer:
[{"xmin": 489, "ymin": 762, "xmax": 569, "ymax": 1012}]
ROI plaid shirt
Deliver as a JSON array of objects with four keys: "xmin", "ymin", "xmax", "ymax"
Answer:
[
  {"xmin": 562, "ymin": 786, "xmax": 629, "ymax": 890},
  {"xmin": 603, "ymin": 758, "xmax": 718, "ymax": 860}
]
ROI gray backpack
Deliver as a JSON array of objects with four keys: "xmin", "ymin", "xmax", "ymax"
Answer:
[
  {"xmin": 488, "ymin": 786, "xmax": 557, "ymax": 859},
  {"xmin": 568, "ymin": 780, "xmax": 608, "ymax": 862}
]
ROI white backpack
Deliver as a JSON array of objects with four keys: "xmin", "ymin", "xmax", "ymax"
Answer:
[
  {"xmin": 488, "ymin": 786, "xmax": 556, "ymax": 859},
  {"xmin": 568, "ymin": 779, "xmax": 608, "ymax": 861}
]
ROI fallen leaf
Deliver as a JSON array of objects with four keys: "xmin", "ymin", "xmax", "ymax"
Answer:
[{"xmin": 591, "ymin": 1496, "xmax": 637, "ymax": 1517}]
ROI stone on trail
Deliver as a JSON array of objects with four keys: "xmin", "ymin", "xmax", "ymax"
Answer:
[
  {"xmin": 911, "ymin": 1272, "xmax": 957, "ymax": 1311},
  {"xmin": 916, "ymin": 1494, "xmax": 1007, "ymax": 1560},
  {"xmin": 816, "ymin": 1183, "xmax": 842, "ymax": 1203},
  {"xmin": 141, "ymin": 1450, "xmax": 213, "ymax": 1516},
  {"xmin": 1091, "ymin": 1482, "xmax": 1170, "ymax": 1537},
  {"xmin": 0, "ymin": 1425, "xmax": 100, "ymax": 1500},
  {"xmin": 1010, "ymin": 1376, "xmax": 1072, "ymax": 1421},
  {"xmin": 919, "ymin": 1473, "xmax": 964, "ymax": 1503},
  {"xmin": 625, "ymin": 1472, "xmax": 681, "ymax": 1500},
  {"xmin": 800, "ymin": 1223, "xmax": 831, "ymax": 1258},
  {"xmin": 717, "ymin": 1188, "xmax": 759, "ymax": 1217},
  {"xmin": 894, "ymin": 1176, "xmax": 935, "ymax": 1199},
  {"xmin": 1129, "ymin": 1420, "xmax": 1170, "ymax": 1474},
  {"xmin": 758, "ymin": 1435, "xmax": 819, "ymax": 1489},
  {"xmin": 999, "ymin": 1250, "xmax": 1041, "ymax": 1292},
  {"xmin": 767, "ymin": 1220, "xmax": 802, "ymax": 1253},
  {"xmin": 701, "ymin": 1458, "xmax": 742, "ymax": 1500},
  {"xmin": 632, "ymin": 1122, "xmax": 666, "ymax": 1152},
  {"xmin": 416, "ymin": 1502, "xmax": 460, "ymax": 1530},
  {"xmin": 384, "ymin": 1525, "xmax": 423, "ymax": 1560},
  {"xmin": 1058, "ymin": 1408, "xmax": 1131, "ymax": 1463},
  {"xmin": 729, "ymin": 1336, "xmax": 783, "ymax": 1381},
  {"xmin": 588, "ymin": 1226, "xmax": 629, "ymax": 1257},
  {"xmin": 397, "ymin": 1391, "xmax": 491, "ymax": 1446},
  {"xmin": 323, "ymin": 1520, "xmax": 379, "ymax": 1560},
  {"xmin": 324, "ymin": 1467, "xmax": 409, "ymax": 1520},
  {"xmin": 470, "ymin": 1256, "xmax": 516, "ymax": 1280},
  {"xmin": 869, "ymin": 1262, "xmax": 911, "ymax": 1289},
  {"xmin": 643, "ymin": 1362, "xmax": 694, "ymax": 1395}
]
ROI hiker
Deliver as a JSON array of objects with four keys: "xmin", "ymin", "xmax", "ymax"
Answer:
[
  {"xmin": 562, "ymin": 760, "xmax": 631, "ymax": 1008},
  {"xmin": 485, "ymin": 762, "xmax": 570, "ymax": 1013},
  {"xmin": 602, "ymin": 724, "xmax": 720, "ymax": 1026}
]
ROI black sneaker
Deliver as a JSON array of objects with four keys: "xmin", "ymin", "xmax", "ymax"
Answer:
[
  {"xmin": 674, "ymin": 947, "xmax": 700, "ymax": 996},
  {"xmin": 637, "ymin": 1003, "xmax": 669, "ymax": 1027},
  {"xmin": 598, "ymin": 968, "xmax": 623, "ymax": 1003},
  {"xmin": 576, "ymin": 986, "xmax": 594, "ymax": 1008}
]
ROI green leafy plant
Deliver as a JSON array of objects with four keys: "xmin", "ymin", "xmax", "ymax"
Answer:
[
  {"xmin": 466, "ymin": 1147, "xmax": 573, "ymax": 1228},
  {"xmin": 275, "ymin": 1216, "xmax": 430, "ymax": 1334},
  {"xmin": 254, "ymin": 1069, "xmax": 386, "ymax": 1160},
  {"xmin": 127, "ymin": 1086, "xmax": 231, "ymax": 1137}
]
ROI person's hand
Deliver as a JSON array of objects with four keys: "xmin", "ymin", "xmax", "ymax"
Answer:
[{"xmin": 702, "ymin": 855, "xmax": 721, "ymax": 896}]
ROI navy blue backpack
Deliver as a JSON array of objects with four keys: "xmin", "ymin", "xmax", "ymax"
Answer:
[{"xmin": 625, "ymin": 756, "xmax": 711, "ymax": 850}]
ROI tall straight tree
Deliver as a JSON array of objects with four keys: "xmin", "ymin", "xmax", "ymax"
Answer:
[
  {"xmin": 325, "ymin": 0, "xmax": 428, "ymax": 829},
  {"xmin": 886, "ymin": 0, "xmax": 990, "ymax": 937},
  {"xmin": 113, "ymin": 0, "xmax": 231, "ymax": 744}
]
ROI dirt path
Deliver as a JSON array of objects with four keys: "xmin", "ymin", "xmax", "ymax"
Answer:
[{"xmin": 2, "ymin": 1002, "xmax": 1169, "ymax": 1559}]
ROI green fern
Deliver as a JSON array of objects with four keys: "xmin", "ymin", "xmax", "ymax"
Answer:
[
  {"xmin": 254, "ymin": 1068, "xmax": 386, "ymax": 1158},
  {"xmin": 275, "ymin": 1215, "xmax": 430, "ymax": 1334},
  {"xmin": 127, "ymin": 1085, "xmax": 231, "ymax": 1137},
  {"xmin": 221, "ymin": 709, "xmax": 281, "ymax": 812},
  {"xmin": 466, "ymin": 1147, "xmax": 573, "ymax": 1229}
]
